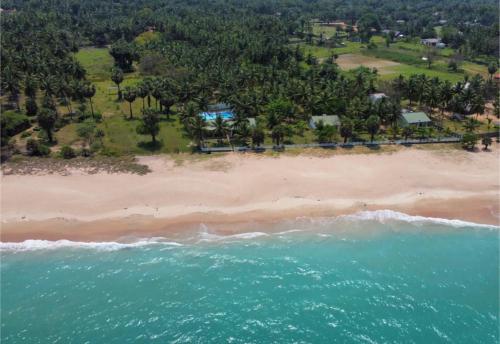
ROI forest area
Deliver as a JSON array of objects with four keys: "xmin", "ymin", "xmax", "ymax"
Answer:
[{"xmin": 1, "ymin": 0, "xmax": 499, "ymax": 160}]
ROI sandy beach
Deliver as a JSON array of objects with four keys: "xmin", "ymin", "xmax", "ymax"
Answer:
[{"xmin": 1, "ymin": 146, "xmax": 499, "ymax": 242}]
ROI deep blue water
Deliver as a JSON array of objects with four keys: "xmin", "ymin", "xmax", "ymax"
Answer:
[{"xmin": 1, "ymin": 213, "xmax": 499, "ymax": 343}]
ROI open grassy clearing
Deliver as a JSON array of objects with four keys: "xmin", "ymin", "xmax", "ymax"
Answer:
[
  {"xmin": 311, "ymin": 23, "xmax": 337, "ymax": 39},
  {"xmin": 336, "ymin": 54, "xmax": 401, "ymax": 74},
  {"xmin": 297, "ymin": 36, "xmax": 489, "ymax": 82},
  {"xmin": 52, "ymin": 47, "xmax": 194, "ymax": 155},
  {"xmin": 74, "ymin": 48, "xmax": 114, "ymax": 82}
]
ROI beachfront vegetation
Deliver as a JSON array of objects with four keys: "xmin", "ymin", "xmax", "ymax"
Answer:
[{"xmin": 1, "ymin": 0, "xmax": 498, "ymax": 160}]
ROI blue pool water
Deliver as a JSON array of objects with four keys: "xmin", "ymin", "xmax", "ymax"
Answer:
[
  {"xmin": 200, "ymin": 111, "xmax": 234, "ymax": 121},
  {"xmin": 1, "ymin": 211, "xmax": 499, "ymax": 343}
]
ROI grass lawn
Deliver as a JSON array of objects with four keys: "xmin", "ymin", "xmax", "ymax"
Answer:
[
  {"xmin": 100, "ymin": 115, "xmax": 192, "ymax": 154},
  {"xmin": 312, "ymin": 23, "xmax": 337, "ymax": 39},
  {"xmin": 74, "ymin": 48, "xmax": 114, "ymax": 82}
]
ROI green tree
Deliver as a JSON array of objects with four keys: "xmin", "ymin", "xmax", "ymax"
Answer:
[
  {"xmin": 137, "ymin": 109, "xmax": 161, "ymax": 143},
  {"xmin": 487, "ymin": 63, "xmax": 498, "ymax": 80},
  {"xmin": 77, "ymin": 119, "xmax": 97, "ymax": 149},
  {"xmin": 462, "ymin": 117, "xmax": 480, "ymax": 133},
  {"xmin": 482, "ymin": 136, "xmax": 492, "ymax": 150},
  {"xmin": 111, "ymin": 67, "xmax": 124, "ymax": 100},
  {"xmin": 37, "ymin": 108, "xmax": 57, "ymax": 142},
  {"xmin": 251, "ymin": 126, "xmax": 265, "ymax": 147},
  {"xmin": 123, "ymin": 87, "xmax": 137, "ymax": 119},
  {"xmin": 82, "ymin": 83, "xmax": 96, "ymax": 118},
  {"xmin": 214, "ymin": 115, "xmax": 229, "ymax": 144},
  {"xmin": 340, "ymin": 118, "xmax": 354, "ymax": 143},
  {"xmin": 366, "ymin": 115, "xmax": 380, "ymax": 141},
  {"xmin": 25, "ymin": 97, "xmax": 38, "ymax": 116},
  {"xmin": 461, "ymin": 132, "xmax": 478, "ymax": 150},
  {"xmin": 187, "ymin": 115, "xmax": 206, "ymax": 149}
]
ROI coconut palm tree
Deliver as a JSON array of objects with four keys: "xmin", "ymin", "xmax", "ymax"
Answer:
[{"xmin": 214, "ymin": 115, "xmax": 229, "ymax": 145}]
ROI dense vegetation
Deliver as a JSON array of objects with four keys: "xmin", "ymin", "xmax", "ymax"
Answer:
[{"xmin": 1, "ymin": 0, "xmax": 498, "ymax": 159}]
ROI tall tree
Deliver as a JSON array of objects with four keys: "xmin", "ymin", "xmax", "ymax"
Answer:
[
  {"xmin": 137, "ymin": 109, "xmax": 161, "ymax": 143},
  {"xmin": 38, "ymin": 108, "xmax": 57, "ymax": 142},
  {"xmin": 123, "ymin": 87, "xmax": 137, "ymax": 119},
  {"xmin": 111, "ymin": 67, "xmax": 124, "ymax": 100}
]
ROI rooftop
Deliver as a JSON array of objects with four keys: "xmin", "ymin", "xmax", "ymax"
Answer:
[
  {"xmin": 401, "ymin": 112, "xmax": 431, "ymax": 124},
  {"xmin": 369, "ymin": 93, "xmax": 387, "ymax": 102}
]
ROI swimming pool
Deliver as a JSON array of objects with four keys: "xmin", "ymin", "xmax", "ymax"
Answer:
[{"xmin": 200, "ymin": 111, "xmax": 234, "ymax": 121}]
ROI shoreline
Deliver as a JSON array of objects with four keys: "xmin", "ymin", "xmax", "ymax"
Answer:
[
  {"xmin": 1, "ymin": 194, "xmax": 498, "ymax": 243},
  {"xmin": 1, "ymin": 147, "xmax": 499, "ymax": 242}
]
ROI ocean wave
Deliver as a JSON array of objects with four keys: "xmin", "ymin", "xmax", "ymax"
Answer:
[
  {"xmin": 338, "ymin": 210, "xmax": 499, "ymax": 229},
  {"xmin": 198, "ymin": 231, "xmax": 269, "ymax": 242},
  {"xmin": 1, "ymin": 210, "xmax": 496, "ymax": 252},
  {"xmin": 0, "ymin": 238, "xmax": 183, "ymax": 253}
]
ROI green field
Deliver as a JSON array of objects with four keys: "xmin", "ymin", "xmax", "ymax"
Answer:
[
  {"xmin": 297, "ymin": 35, "xmax": 488, "ymax": 82},
  {"xmin": 54, "ymin": 47, "xmax": 193, "ymax": 154}
]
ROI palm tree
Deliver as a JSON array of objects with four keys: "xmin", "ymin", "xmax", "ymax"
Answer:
[
  {"xmin": 482, "ymin": 136, "xmax": 492, "ymax": 150},
  {"xmin": 123, "ymin": 87, "xmax": 137, "ymax": 119},
  {"xmin": 187, "ymin": 115, "xmax": 206, "ymax": 149},
  {"xmin": 366, "ymin": 115, "xmax": 380, "ymax": 142},
  {"xmin": 1, "ymin": 66, "xmax": 21, "ymax": 110},
  {"xmin": 82, "ymin": 83, "xmax": 96, "ymax": 118},
  {"xmin": 340, "ymin": 118, "xmax": 354, "ymax": 143},
  {"xmin": 159, "ymin": 94, "xmax": 175, "ymax": 119},
  {"xmin": 462, "ymin": 117, "xmax": 480, "ymax": 132},
  {"xmin": 137, "ymin": 85, "xmax": 149, "ymax": 110},
  {"xmin": 271, "ymin": 124, "xmax": 286, "ymax": 146},
  {"xmin": 111, "ymin": 67, "xmax": 124, "ymax": 100},
  {"xmin": 214, "ymin": 115, "xmax": 229, "ymax": 144}
]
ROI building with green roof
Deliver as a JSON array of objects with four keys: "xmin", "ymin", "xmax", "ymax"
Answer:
[{"xmin": 400, "ymin": 112, "xmax": 432, "ymax": 127}]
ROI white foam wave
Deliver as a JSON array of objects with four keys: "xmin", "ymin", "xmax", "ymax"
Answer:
[
  {"xmin": 198, "ymin": 231, "xmax": 269, "ymax": 242},
  {"xmin": 0, "ymin": 238, "xmax": 183, "ymax": 253},
  {"xmin": 340, "ymin": 210, "xmax": 499, "ymax": 229}
]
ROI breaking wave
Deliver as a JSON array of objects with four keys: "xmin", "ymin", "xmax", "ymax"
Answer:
[{"xmin": 1, "ymin": 210, "xmax": 497, "ymax": 252}]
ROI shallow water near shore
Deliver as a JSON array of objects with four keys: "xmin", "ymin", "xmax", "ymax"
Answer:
[{"xmin": 1, "ymin": 212, "xmax": 499, "ymax": 343}]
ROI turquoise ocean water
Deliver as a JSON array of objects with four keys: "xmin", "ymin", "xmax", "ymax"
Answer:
[{"xmin": 1, "ymin": 211, "xmax": 499, "ymax": 343}]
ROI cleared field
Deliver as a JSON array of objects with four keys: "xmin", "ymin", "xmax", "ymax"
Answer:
[
  {"xmin": 336, "ymin": 54, "xmax": 401, "ymax": 74},
  {"xmin": 312, "ymin": 23, "xmax": 337, "ymax": 39},
  {"xmin": 74, "ymin": 48, "xmax": 114, "ymax": 82}
]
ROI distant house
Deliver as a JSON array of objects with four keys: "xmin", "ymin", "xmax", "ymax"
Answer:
[
  {"xmin": 369, "ymin": 93, "xmax": 388, "ymax": 102},
  {"xmin": 400, "ymin": 112, "xmax": 432, "ymax": 127},
  {"xmin": 309, "ymin": 114, "xmax": 341, "ymax": 129},
  {"xmin": 421, "ymin": 38, "xmax": 442, "ymax": 47}
]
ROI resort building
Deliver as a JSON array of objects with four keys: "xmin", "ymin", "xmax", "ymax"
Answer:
[
  {"xmin": 400, "ymin": 112, "xmax": 432, "ymax": 127},
  {"xmin": 309, "ymin": 114, "xmax": 341, "ymax": 129}
]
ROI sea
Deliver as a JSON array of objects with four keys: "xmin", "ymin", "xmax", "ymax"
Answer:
[{"xmin": 1, "ymin": 210, "xmax": 499, "ymax": 343}]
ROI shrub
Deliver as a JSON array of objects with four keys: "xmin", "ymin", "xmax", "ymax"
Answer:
[
  {"xmin": 26, "ymin": 138, "xmax": 50, "ymax": 156},
  {"xmin": 461, "ymin": 132, "xmax": 478, "ymax": 150},
  {"xmin": 60, "ymin": 145, "xmax": 76, "ymax": 159}
]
